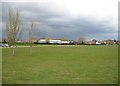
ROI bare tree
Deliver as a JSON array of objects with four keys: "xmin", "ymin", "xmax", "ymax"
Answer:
[
  {"xmin": 29, "ymin": 20, "xmax": 35, "ymax": 55},
  {"xmin": 6, "ymin": 8, "xmax": 22, "ymax": 55},
  {"xmin": 77, "ymin": 37, "xmax": 86, "ymax": 44}
]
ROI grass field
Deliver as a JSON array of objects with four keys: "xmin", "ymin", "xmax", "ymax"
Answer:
[{"xmin": 2, "ymin": 45, "xmax": 118, "ymax": 84}]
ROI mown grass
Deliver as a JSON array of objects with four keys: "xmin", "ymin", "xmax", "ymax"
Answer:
[
  {"xmin": 0, "ymin": 47, "xmax": 2, "ymax": 85},
  {"xmin": 2, "ymin": 45, "xmax": 118, "ymax": 84}
]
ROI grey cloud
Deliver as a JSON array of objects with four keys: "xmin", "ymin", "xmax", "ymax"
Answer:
[{"xmin": 2, "ymin": 2, "xmax": 118, "ymax": 40}]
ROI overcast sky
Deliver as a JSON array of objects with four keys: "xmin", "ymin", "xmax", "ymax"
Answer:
[{"xmin": 1, "ymin": 0, "xmax": 119, "ymax": 40}]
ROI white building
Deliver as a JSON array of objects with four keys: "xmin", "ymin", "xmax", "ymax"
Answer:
[
  {"xmin": 96, "ymin": 41, "xmax": 101, "ymax": 45},
  {"xmin": 49, "ymin": 40, "xmax": 61, "ymax": 44},
  {"xmin": 61, "ymin": 40, "xmax": 70, "ymax": 44},
  {"xmin": 38, "ymin": 39, "xmax": 47, "ymax": 43}
]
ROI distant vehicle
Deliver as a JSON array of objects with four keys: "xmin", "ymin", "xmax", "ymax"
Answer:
[
  {"xmin": 0, "ymin": 44, "xmax": 9, "ymax": 47},
  {"xmin": 4, "ymin": 44, "xmax": 9, "ymax": 47},
  {"xmin": 0, "ymin": 44, "xmax": 4, "ymax": 47}
]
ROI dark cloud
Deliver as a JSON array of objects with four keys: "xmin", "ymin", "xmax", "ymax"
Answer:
[{"xmin": 2, "ymin": 2, "xmax": 118, "ymax": 40}]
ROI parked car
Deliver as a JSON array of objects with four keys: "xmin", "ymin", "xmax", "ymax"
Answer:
[
  {"xmin": 0, "ymin": 44, "xmax": 4, "ymax": 47},
  {"xmin": 4, "ymin": 44, "xmax": 9, "ymax": 47},
  {"xmin": 0, "ymin": 44, "xmax": 9, "ymax": 47}
]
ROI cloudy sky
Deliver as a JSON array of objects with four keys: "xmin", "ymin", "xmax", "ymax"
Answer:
[{"xmin": 1, "ymin": 0, "xmax": 119, "ymax": 40}]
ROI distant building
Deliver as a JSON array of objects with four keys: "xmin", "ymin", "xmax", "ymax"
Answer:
[
  {"xmin": 49, "ymin": 39, "xmax": 61, "ymax": 44},
  {"xmin": 31, "ymin": 38, "xmax": 39, "ymax": 43},
  {"xmin": 36, "ymin": 38, "xmax": 70, "ymax": 44},
  {"xmin": 105, "ymin": 40, "xmax": 115, "ymax": 45},
  {"xmin": 38, "ymin": 39, "xmax": 47, "ymax": 43},
  {"xmin": 116, "ymin": 40, "xmax": 120, "ymax": 45},
  {"xmin": 95, "ymin": 41, "xmax": 101, "ymax": 45},
  {"xmin": 61, "ymin": 40, "xmax": 70, "ymax": 44}
]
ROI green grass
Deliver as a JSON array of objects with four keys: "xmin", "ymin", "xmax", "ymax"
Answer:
[
  {"xmin": 2, "ymin": 45, "xmax": 118, "ymax": 84},
  {"xmin": 0, "ymin": 47, "xmax": 2, "ymax": 85}
]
